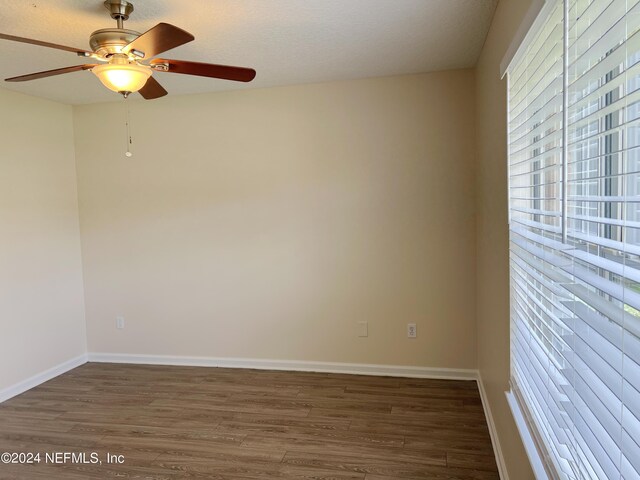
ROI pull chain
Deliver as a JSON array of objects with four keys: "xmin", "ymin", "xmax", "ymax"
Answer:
[{"xmin": 123, "ymin": 96, "xmax": 133, "ymax": 157}]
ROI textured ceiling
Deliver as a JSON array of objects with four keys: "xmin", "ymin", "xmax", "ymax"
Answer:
[{"xmin": 0, "ymin": 0, "xmax": 497, "ymax": 105}]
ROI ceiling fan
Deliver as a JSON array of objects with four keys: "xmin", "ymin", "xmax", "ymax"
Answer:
[{"xmin": 0, "ymin": 0, "xmax": 256, "ymax": 99}]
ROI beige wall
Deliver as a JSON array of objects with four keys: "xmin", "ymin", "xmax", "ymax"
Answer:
[
  {"xmin": 73, "ymin": 70, "xmax": 477, "ymax": 367},
  {"xmin": 475, "ymin": 0, "xmax": 536, "ymax": 478},
  {"xmin": 0, "ymin": 88, "xmax": 86, "ymax": 391}
]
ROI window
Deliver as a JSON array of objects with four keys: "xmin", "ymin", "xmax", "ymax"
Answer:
[{"xmin": 507, "ymin": 0, "xmax": 640, "ymax": 478}]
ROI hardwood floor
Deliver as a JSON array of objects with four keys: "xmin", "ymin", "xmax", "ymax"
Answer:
[{"xmin": 0, "ymin": 363, "xmax": 499, "ymax": 479}]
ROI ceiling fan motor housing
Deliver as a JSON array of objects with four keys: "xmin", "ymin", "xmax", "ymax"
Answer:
[
  {"xmin": 89, "ymin": 28, "xmax": 140, "ymax": 57},
  {"xmin": 91, "ymin": 0, "xmax": 140, "ymax": 56}
]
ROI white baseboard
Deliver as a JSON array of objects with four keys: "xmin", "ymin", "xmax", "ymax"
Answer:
[
  {"xmin": 87, "ymin": 352, "xmax": 478, "ymax": 380},
  {"xmin": 477, "ymin": 372, "xmax": 509, "ymax": 480},
  {"xmin": 0, "ymin": 353, "xmax": 88, "ymax": 403}
]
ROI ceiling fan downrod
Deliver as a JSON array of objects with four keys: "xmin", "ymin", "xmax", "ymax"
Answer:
[{"xmin": 104, "ymin": 0, "xmax": 134, "ymax": 30}]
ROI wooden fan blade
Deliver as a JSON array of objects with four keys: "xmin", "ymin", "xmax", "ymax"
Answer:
[
  {"xmin": 124, "ymin": 23, "xmax": 194, "ymax": 59},
  {"xmin": 5, "ymin": 65, "xmax": 97, "ymax": 82},
  {"xmin": 0, "ymin": 33, "xmax": 93, "ymax": 56},
  {"xmin": 138, "ymin": 76, "xmax": 168, "ymax": 100},
  {"xmin": 150, "ymin": 59, "xmax": 256, "ymax": 82}
]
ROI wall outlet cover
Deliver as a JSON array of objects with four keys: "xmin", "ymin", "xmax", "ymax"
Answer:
[{"xmin": 407, "ymin": 323, "xmax": 417, "ymax": 338}]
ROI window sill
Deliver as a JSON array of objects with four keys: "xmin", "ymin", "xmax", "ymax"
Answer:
[{"xmin": 505, "ymin": 390, "xmax": 551, "ymax": 480}]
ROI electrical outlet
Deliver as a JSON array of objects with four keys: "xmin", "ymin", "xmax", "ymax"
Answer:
[
  {"xmin": 116, "ymin": 316, "xmax": 125, "ymax": 329},
  {"xmin": 357, "ymin": 321, "xmax": 368, "ymax": 337},
  {"xmin": 407, "ymin": 323, "xmax": 417, "ymax": 338}
]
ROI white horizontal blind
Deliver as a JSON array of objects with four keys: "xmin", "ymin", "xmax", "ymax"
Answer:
[{"xmin": 508, "ymin": 0, "xmax": 640, "ymax": 478}]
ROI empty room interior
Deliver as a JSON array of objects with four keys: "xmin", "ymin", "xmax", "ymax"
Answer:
[{"xmin": 1, "ymin": 0, "xmax": 638, "ymax": 479}]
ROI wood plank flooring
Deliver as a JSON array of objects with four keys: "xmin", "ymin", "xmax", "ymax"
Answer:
[{"xmin": 0, "ymin": 363, "xmax": 498, "ymax": 479}]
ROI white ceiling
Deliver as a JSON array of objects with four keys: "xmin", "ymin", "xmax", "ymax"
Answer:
[{"xmin": 0, "ymin": 0, "xmax": 497, "ymax": 105}]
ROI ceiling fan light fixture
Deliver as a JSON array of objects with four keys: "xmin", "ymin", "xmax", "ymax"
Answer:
[{"xmin": 91, "ymin": 59, "xmax": 151, "ymax": 94}]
